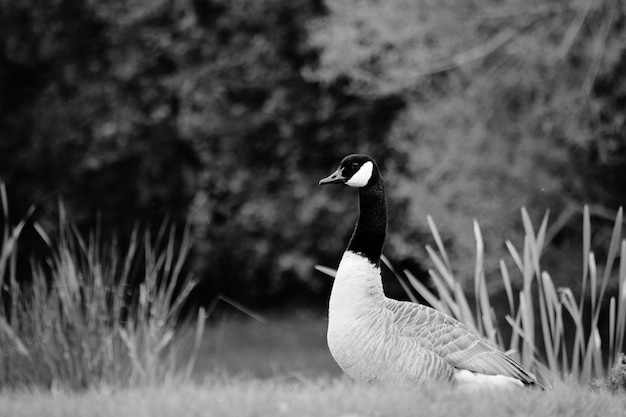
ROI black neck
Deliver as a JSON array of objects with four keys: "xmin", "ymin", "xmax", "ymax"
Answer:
[{"xmin": 347, "ymin": 179, "xmax": 387, "ymax": 266}]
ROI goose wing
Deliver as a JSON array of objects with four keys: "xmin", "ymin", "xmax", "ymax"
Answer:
[{"xmin": 385, "ymin": 299, "xmax": 538, "ymax": 385}]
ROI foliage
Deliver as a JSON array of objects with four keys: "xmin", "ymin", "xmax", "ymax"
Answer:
[
  {"xmin": 416, "ymin": 206, "xmax": 626, "ymax": 384},
  {"xmin": 308, "ymin": 0, "xmax": 626, "ymax": 284},
  {"xmin": 0, "ymin": 0, "xmax": 200, "ymax": 231},
  {"xmin": 0, "ymin": 0, "xmax": 405, "ymax": 306},
  {"xmin": 0, "ymin": 183, "xmax": 205, "ymax": 389},
  {"xmin": 1, "ymin": 0, "xmax": 625, "ymax": 307}
]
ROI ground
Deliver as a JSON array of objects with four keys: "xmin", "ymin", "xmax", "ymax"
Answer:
[
  {"xmin": 2, "ymin": 313, "xmax": 626, "ymax": 416},
  {"xmin": 2, "ymin": 375, "xmax": 625, "ymax": 417},
  {"xmin": 194, "ymin": 311, "xmax": 341, "ymax": 380}
]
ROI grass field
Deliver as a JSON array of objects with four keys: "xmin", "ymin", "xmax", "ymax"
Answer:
[
  {"xmin": 193, "ymin": 312, "xmax": 341, "ymax": 380},
  {"xmin": 2, "ymin": 374, "xmax": 625, "ymax": 417},
  {"xmin": 2, "ymin": 314, "xmax": 626, "ymax": 417}
]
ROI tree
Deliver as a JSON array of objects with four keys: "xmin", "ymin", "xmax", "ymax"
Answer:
[
  {"xmin": 0, "ymin": 0, "xmax": 407, "ymax": 307},
  {"xmin": 307, "ymin": 0, "xmax": 626, "ymax": 288}
]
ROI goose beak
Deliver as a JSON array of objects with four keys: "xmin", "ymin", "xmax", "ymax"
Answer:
[{"xmin": 319, "ymin": 169, "xmax": 347, "ymax": 185}]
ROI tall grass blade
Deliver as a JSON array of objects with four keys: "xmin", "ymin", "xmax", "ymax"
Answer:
[
  {"xmin": 541, "ymin": 272, "xmax": 562, "ymax": 362},
  {"xmin": 32, "ymin": 221, "xmax": 52, "ymax": 247},
  {"xmin": 314, "ymin": 265, "xmax": 337, "ymax": 278},
  {"xmin": 520, "ymin": 237, "xmax": 536, "ymax": 366},
  {"xmin": 119, "ymin": 327, "xmax": 146, "ymax": 379},
  {"xmin": 183, "ymin": 307, "xmax": 207, "ymax": 381},
  {"xmin": 473, "ymin": 220, "xmax": 485, "ymax": 334},
  {"xmin": 499, "ymin": 260, "xmax": 515, "ymax": 315},
  {"xmin": 589, "ymin": 252, "xmax": 597, "ymax": 316},
  {"xmin": 609, "ymin": 296, "xmax": 616, "ymax": 371},
  {"xmin": 591, "ymin": 207, "xmax": 624, "ymax": 342},
  {"xmin": 592, "ymin": 329, "xmax": 603, "ymax": 379},
  {"xmin": 215, "ymin": 295, "xmax": 266, "ymax": 323},
  {"xmin": 505, "ymin": 310, "xmax": 540, "ymax": 358},
  {"xmin": 453, "ymin": 281, "xmax": 477, "ymax": 332},
  {"xmin": 581, "ymin": 328, "xmax": 599, "ymax": 381},
  {"xmin": 602, "ymin": 207, "xmax": 623, "ymax": 286},
  {"xmin": 507, "ymin": 309, "xmax": 522, "ymax": 354},
  {"xmin": 537, "ymin": 274, "xmax": 556, "ymax": 373},
  {"xmin": 616, "ymin": 240, "xmax": 626, "ymax": 362},
  {"xmin": 505, "ymin": 240, "xmax": 523, "ymax": 274},
  {"xmin": 521, "ymin": 207, "xmax": 544, "ymax": 277},
  {"xmin": 522, "ymin": 235, "xmax": 534, "ymax": 291},
  {"xmin": 0, "ymin": 205, "xmax": 36, "ymax": 291},
  {"xmin": 425, "ymin": 245, "xmax": 456, "ymax": 289},
  {"xmin": 521, "ymin": 208, "xmax": 537, "ymax": 246},
  {"xmin": 408, "ymin": 270, "xmax": 448, "ymax": 313},
  {"xmin": 536, "ymin": 210, "xmax": 550, "ymax": 256},
  {"xmin": 561, "ymin": 330, "xmax": 570, "ymax": 377},
  {"xmin": 560, "ymin": 287, "xmax": 586, "ymax": 380},
  {"xmin": 153, "ymin": 330, "xmax": 175, "ymax": 354},
  {"xmin": 427, "ymin": 215, "xmax": 452, "ymax": 271},
  {"xmin": 381, "ymin": 255, "xmax": 419, "ymax": 303},
  {"xmin": 430, "ymin": 270, "xmax": 459, "ymax": 318},
  {"xmin": 519, "ymin": 291, "xmax": 534, "ymax": 367},
  {"xmin": 580, "ymin": 205, "xmax": 590, "ymax": 311},
  {"xmin": 0, "ymin": 182, "xmax": 7, "ymax": 216},
  {"xmin": 478, "ymin": 283, "xmax": 495, "ymax": 342},
  {"xmin": 0, "ymin": 316, "xmax": 29, "ymax": 356}
]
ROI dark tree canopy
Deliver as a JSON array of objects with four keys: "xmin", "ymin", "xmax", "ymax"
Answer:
[{"xmin": 0, "ymin": 0, "xmax": 624, "ymax": 308}]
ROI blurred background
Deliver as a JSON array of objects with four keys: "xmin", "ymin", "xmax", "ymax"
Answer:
[{"xmin": 0, "ymin": 0, "xmax": 625, "ymax": 377}]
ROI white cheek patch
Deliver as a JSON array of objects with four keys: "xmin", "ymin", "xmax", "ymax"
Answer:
[{"xmin": 345, "ymin": 161, "xmax": 373, "ymax": 188}]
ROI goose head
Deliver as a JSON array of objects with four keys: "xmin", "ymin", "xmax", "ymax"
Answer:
[
  {"xmin": 318, "ymin": 154, "xmax": 380, "ymax": 188},
  {"xmin": 319, "ymin": 154, "xmax": 387, "ymax": 265}
]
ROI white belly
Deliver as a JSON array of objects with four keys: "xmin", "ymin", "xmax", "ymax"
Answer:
[
  {"xmin": 327, "ymin": 313, "xmax": 381, "ymax": 382},
  {"xmin": 326, "ymin": 251, "xmax": 389, "ymax": 382}
]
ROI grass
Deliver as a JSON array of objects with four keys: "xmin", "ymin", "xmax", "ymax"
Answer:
[
  {"xmin": 193, "ymin": 313, "xmax": 340, "ymax": 380},
  {"xmin": 0, "ymin": 182, "xmax": 205, "ymax": 389},
  {"xmin": 1, "ymin": 377, "xmax": 626, "ymax": 417},
  {"xmin": 413, "ymin": 206, "xmax": 626, "ymax": 385},
  {"xmin": 2, "ymin": 314, "xmax": 626, "ymax": 416}
]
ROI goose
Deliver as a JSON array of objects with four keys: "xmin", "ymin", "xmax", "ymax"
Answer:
[{"xmin": 319, "ymin": 154, "xmax": 543, "ymax": 389}]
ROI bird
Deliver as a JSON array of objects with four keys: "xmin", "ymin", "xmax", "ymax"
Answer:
[{"xmin": 319, "ymin": 154, "xmax": 543, "ymax": 389}]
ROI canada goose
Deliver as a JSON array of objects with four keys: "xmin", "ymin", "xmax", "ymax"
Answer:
[{"xmin": 319, "ymin": 154, "xmax": 543, "ymax": 389}]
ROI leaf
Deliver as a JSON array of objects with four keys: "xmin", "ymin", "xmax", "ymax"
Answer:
[
  {"xmin": 0, "ymin": 316, "xmax": 29, "ymax": 356},
  {"xmin": 580, "ymin": 205, "xmax": 591, "ymax": 311},
  {"xmin": 427, "ymin": 215, "xmax": 452, "ymax": 271},
  {"xmin": 499, "ymin": 259, "xmax": 515, "ymax": 315},
  {"xmin": 315, "ymin": 265, "xmax": 337, "ymax": 278},
  {"xmin": 409, "ymin": 270, "xmax": 450, "ymax": 316},
  {"xmin": 430, "ymin": 270, "xmax": 459, "ymax": 318},
  {"xmin": 426, "ymin": 245, "xmax": 456, "ymax": 290},
  {"xmin": 381, "ymin": 255, "xmax": 419, "ymax": 303},
  {"xmin": 521, "ymin": 207, "xmax": 541, "ymax": 277},
  {"xmin": 505, "ymin": 239, "xmax": 523, "ymax": 274},
  {"xmin": 473, "ymin": 220, "xmax": 485, "ymax": 331}
]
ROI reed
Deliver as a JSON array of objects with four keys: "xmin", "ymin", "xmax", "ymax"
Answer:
[
  {"xmin": 412, "ymin": 206, "xmax": 625, "ymax": 385},
  {"xmin": 0, "ymin": 182, "xmax": 205, "ymax": 389}
]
